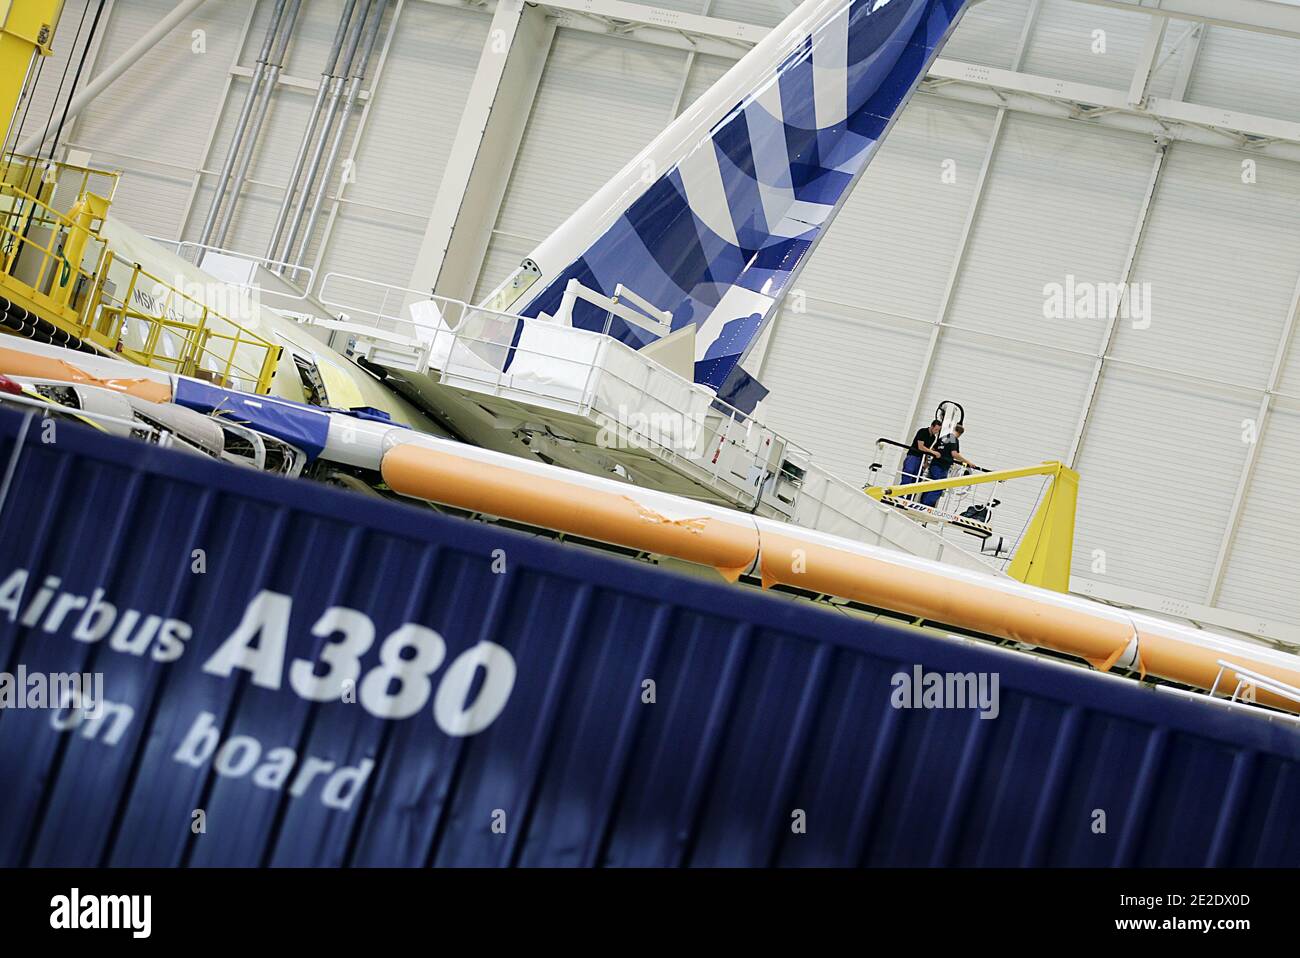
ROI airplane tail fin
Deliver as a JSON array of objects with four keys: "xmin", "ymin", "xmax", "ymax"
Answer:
[{"xmin": 483, "ymin": 0, "xmax": 971, "ymax": 395}]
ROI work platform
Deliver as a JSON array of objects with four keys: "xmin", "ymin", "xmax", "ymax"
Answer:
[{"xmin": 307, "ymin": 274, "xmax": 999, "ymax": 576}]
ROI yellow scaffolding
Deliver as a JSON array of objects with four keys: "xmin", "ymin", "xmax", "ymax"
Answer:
[
  {"xmin": 83, "ymin": 250, "xmax": 281, "ymax": 392},
  {"xmin": 0, "ymin": 154, "xmax": 281, "ymax": 394}
]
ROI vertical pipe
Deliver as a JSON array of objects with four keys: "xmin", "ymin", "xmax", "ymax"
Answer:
[
  {"xmin": 265, "ymin": 0, "xmax": 356, "ymax": 266},
  {"xmin": 213, "ymin": 0, "xmax": 302, "ymax": 249},
  {"xmin": 275, "ymin": 0, "xmax": 370, "ymax": 274},
  {"xmin": 290, "ymin": 0, "xmax": 385, "ymax": 275},
  {"xmin": 197, "ymin": 0, "xmax": 288, "ymax": 249}
]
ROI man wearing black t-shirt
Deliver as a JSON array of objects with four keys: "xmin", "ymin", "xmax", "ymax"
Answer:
[
  {"xmin": 921, "ymin": 424, "xmax": 978, "ymax": 507},
  {"xmin": 901, "ymin": 420, "xmax": 942, "ymax": 489}
]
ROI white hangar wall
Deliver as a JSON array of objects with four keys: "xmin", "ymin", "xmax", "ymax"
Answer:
[{"xmin": 26, "ymin": 0, "xmax": 1300, "ymax": 631}]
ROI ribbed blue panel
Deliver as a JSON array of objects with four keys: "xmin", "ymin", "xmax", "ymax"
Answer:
[
  {"xmin": 519, "ymin": 0, "xmax": 971, "ymax": 392},
  {"xmin": 0, "ymin": 407, "xmax": 1297, "ymax": 867},
  {"xmin": 173, "ymin": 379, "xmax": 331, "ymax": 460}
]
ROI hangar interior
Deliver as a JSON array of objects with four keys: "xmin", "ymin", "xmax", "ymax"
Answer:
[
  {"xmin": 6, "ymin": 0, "xmax": 1300, "ymax": 647},
  {"xmin": 7, "ymin": 0, "xmax": 1300, "ymax": 875}
]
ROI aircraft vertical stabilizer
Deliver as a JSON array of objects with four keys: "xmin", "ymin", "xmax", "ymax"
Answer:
[{"xmin": 483, "ymin": 0, "xmax": 971, "ymax": 404}]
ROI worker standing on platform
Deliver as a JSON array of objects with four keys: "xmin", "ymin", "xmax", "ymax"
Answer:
[
  {"xmin": 902, "ymin": 419, "xmax": 942, "ymax": 488},
  {"xmin": 922, "ymin": 424, "xmax": 978, "ymax": 508}
]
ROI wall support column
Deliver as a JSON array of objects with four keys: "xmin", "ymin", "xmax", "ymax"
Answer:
[{"xmin": 406, "ymin": 0, "xmax": 555, "ymax": 303}]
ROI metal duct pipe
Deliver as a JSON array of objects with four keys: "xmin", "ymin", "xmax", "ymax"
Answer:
[
  {"xmin": 197, "ymin": 0, "xmax": 289, "ymax": 249},
  {"xmin": 16, "ymin": 0, "xmax": 210, "ymax": 156},
  {"xmin": 264, "ymin": 0, "xmax": 357, "ymax": 267},
  {"xmin": 289, "ymin": 0, "xmax": 386, "ymax": 276},
  {"xmin": 212, "ymin": 0, "xmax": 303, "ymax": 249},
  {"xmin": 274, "ymin": 0, "xmax": 371, "ymax": 275}
]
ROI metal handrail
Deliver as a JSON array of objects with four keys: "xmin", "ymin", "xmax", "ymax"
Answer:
[
  {"xmin": 873, "ymin": 436, "xmax": 993, "ymax": 473},
  {"xmin": 316, "ymin": 272, "xmax": 799, "ymax": 506},
  {"xmin": 1211, "ymin": 659, "xmax": 1300, "ymax": 707},
  {"xmin": 146, "ymin": 237, "xmax": 314, "ymax": 302},
  {"xmin": 0, "ymin": 182, "xmax": 107, "ymax": 316},
  {"xmin": 437, "ymin": 323, "xmax": 776, "ymax": 505},
  {"xmin": 85, "ymin": 250, "xmax": 281, "ymax": 394},
  {"xmin": 310, "ymin": 273, "xmax": 1010, "ymax": 569},
  {"xmin": 1, "ymin": 168, "xmax": 279, "ymax": 394},
  {"xmin": 0, "ymin": 152, "xmax": 121, "ymax": 209}
]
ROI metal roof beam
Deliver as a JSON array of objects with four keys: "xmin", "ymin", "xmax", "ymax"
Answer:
[
  {"xmin": 406, "ymin": 0, "xmax": 555, "ymax": 303},
  {"xmin": 513, "ymin": 2, "xmax": 1300, "ymax": 160},
  {"xmin": 1068, "ymin": 0, "xmax": 1300, "ymax": 42},
  {"xmin": 923, "ymin": 59, "xmax": 1300, "ymax": 161}
]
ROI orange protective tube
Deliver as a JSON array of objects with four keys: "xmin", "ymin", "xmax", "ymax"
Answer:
[
  {"xmin": 384, "ymin": 442, "xmax": 1300, "ymax": 714},
  {"xmin": 382, "ymin": 443, "xmax": 759, "ymax": 579},
  {"xmin": 759, "ymin": 533, "xmax": 1135, "ymax": 668},
  {"xmin": 760, "ymin": 532, "xmax": 1300, "ymax": 713},
  {"xmin": 0, "ymin": 346, "xmax": 172, "ymax": 404},
  {"xmin": 1138, "ymin": 631, "xmax": 1300, "ymax": 713}
]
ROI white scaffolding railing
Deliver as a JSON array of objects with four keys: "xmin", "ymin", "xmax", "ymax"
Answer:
[{"xmin": 311, "ymin": 271, "xmax": 1007, "ymax": 573}]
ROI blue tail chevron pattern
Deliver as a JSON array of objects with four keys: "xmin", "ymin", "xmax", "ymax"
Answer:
[{"xmin": 516, "ymin": 0, "xmax": 970, "ymax": 397}]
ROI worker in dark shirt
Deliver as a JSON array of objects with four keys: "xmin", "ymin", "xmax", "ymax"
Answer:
[
  {"xmin": 901, "ymin": 420, "xmax": 942, "ymax": 489},
  {"xmin": 922, "ymin": 424, "xmax": 978, "ymax": 507}
]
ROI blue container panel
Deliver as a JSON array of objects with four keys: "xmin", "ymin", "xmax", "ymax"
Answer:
[{"xmin": 0, "ymin": 408, "xmax": 1298, "ymax": 867}]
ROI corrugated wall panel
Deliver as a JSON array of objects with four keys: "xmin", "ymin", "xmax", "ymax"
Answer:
[
  {"xmin": 1186, "ymin": 25, "xmax": 1300, "ymax": 125},
  {"xmin": 311, "ymin": 2, "xmax": 489, "ymax": 305},
  {"xmin": 944, "ymin": 114, "xmax": 1154, "ymax": 356},
  {"xmin": 338, "ymin": 3, "xmax": 487, "ymax": 215},
  {"xmin": 1018, "ymin": 0, "xmax": 1152, "ymax": 91},
  {"xmin": 1111, "ymin": 145, "xmax": 1300, "ymax": 392},
  {"xmin": 312, "ymin": 206, "xmax": 425, "ymax": 317},
  {"xmin": 1, "ymin": 409, "xmax": 1299, "ymax": 867},
  {"xmin": 761, "ymin": 309, "xmax": 932, "ymax": 482},
  {"xmin": 707, "ymin": 0, "xmax": 789, "ymax": 28},
  {"xmin": 677, "ymin": 52, "xmax": 731, "ymax": 117},
  {"xmin": 1282, "ymin": 335, "xmax": 1300, "ymax": 399},
  {"xmin": 940, "ymin": 0, "xmax": 1032, "ymax": 69},
  {"xmin": 1072, "ymin": 366, "xmax": 1256, "ymax": 599},
  {"xmin": 62, "ymin": 0, "xmax": 484, "ymax": 306},
  {"xmin": 796, "ymin": 98, "xmax": 998, "ymax": 313},
  {"xmin": 1216, "ymin": 404, "xmax": 1300, "ymax": 625}
]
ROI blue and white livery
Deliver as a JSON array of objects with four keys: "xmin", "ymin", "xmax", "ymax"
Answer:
[{"xmin": 483, "ymin": 0, "xmax": 971, "ymax": 408}]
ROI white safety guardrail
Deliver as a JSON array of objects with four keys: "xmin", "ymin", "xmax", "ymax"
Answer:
[
  {"xmin": 1211, "ymin": 659, "xmax": 1300, "ymax": 707},
  {"xmin": 314, "ymin": 272, "xmax": 1007, "ymax": 574},
  {"xmin": 317, "ymin": 272, "xmax": 804, "ymax": 510},
  {"xmin": 146, "ymin": 237, "xmax": 314, "ymax": 304}
]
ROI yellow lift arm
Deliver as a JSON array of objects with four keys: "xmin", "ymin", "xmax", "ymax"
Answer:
[
  {"xmin": 866, "ymin": 461, "xmax": 1081, "ymax": 594},
  {"xmin": 1, "ymin": 2, "xmax": 63, "ymax": 139}
]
